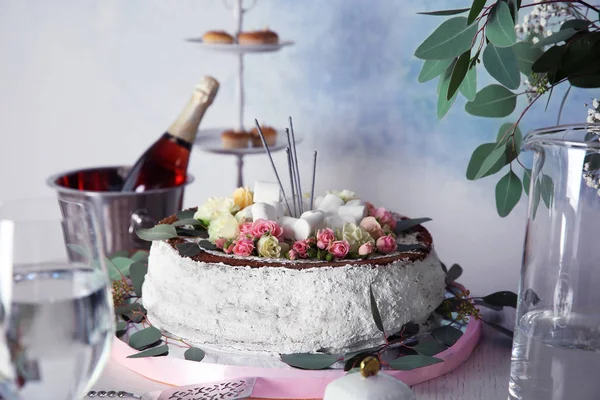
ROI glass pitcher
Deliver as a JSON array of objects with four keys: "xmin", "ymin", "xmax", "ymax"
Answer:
[{"xmin": 509, "ymin": 124, "xmax": 600, "ymax": 399}]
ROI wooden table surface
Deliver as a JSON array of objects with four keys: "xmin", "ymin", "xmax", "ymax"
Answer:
[{"xmin": 92, "ymin": 311, "xmax": 515, "ymax": 400}]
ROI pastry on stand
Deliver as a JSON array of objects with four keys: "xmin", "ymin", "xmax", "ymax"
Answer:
[{"xmin": 324, "ymin": 357, "xmax": 417, "ymax": 400}]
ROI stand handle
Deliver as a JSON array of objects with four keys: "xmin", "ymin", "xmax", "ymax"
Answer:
[{"xmin": 236, "ymin": 154, "xmax": 245, "ymax": 188}]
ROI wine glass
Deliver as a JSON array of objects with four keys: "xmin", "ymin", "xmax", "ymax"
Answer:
[{"xmin": 0, "ymin": 198, "xmax": 114, "ymax": 399}]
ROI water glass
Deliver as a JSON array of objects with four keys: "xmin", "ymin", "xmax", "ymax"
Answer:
[
  {"xmin": 509, "ymin": 124, "xmax": 600, "ymax": 399},
  {"xmin": 0, "ymin": 198, "xmax": 114, "ymax": 399}
]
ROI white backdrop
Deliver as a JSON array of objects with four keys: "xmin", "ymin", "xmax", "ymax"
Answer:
[{"xmin": 0, "ymin": 0, "xmax": 556, "ymax": 294}]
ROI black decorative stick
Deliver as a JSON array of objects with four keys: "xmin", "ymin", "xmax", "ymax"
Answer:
[
  {"xmin": 254, "ymin": 119, "xmax": 292, "ymax": 216},
  {"xmin": 286, "ymin": 147, "xmax": 298, "ymax": 218},
  {"xmin": 289, "ymin": 116, "xmax": 303, "ymax": 214},
  {"xmin": 310, "ymin": 150, "xmax": 317, "ymax": 210},
  {"xmin": 285, "ymin": 129, "xmax": 298, "ymax": 217}
]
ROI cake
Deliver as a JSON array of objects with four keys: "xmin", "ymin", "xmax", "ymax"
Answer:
[
  {"xmin": 221, "ymin": 129, "xmax": 250, "ymax": 149},
  {"xmin": 202, "ymin": 30, "xmax": 235, "ymax": 44},
  {"xmin": 141, "ymin": 183, "xmax": 447, "ymax": 356},
  {"xmin": 250, "ymin": 125, "xmax": 277, "ymax": 147},
  {"xmin": 238, "ymin": 28, "xmax": 279, "ymax": 45}
]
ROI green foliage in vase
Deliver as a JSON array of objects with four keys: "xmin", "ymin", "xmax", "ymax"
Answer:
[{"xmin": 416, "ymin": 1, "xmax": 600, "ymax": 217}]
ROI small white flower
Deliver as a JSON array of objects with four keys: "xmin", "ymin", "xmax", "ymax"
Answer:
[
  {"xmin": 584, "ymin": 162, "xmax": 591, "ymax": 171},
  {"xmin": 588, "ymin": 115, "xmax": 596, "ymax": 123},
  {"xmin": 532, "ymin": 37, "xmax": 540, "ymax": 44},
  {"xmin": 194, "ymin": 197, "xmax": 238, "ymax": 224},
  {"xmin": 593, "ymin": 99, "xmax": 599, "ymax": 109},
  {"xmin": 208, "ymin": 212, "xmax": 240, "ymax": 243}
]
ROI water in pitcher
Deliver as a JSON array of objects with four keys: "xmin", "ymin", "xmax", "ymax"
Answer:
[{"xmin": 509, "ymin": 310, "xmax": 600, "ymax": 399}]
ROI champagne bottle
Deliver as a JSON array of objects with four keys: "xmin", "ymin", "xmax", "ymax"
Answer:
[{"xmin": 121, "ymin": 76, "xmax": 220, "ymax": 192}]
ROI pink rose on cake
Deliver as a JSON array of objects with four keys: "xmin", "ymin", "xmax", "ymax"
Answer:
[
  {"xmin": 257, "ymin": 235, "xmax": 282, "ymax": 258},
  {"xmin": 360, "ymin": 217, "xmax": 385, "ymax": 240},
  {"xmin": 373, "ymin": 207, "xmax": 397, "ymax": 230},
  {"xmin": 214, "ymin": 237, "xmax": 228, "ymax": 249},
  {"xmin": 238, "ymin": 221, "xmax": 253, "ymax": 238},
  {"xmin": 358, "ymin": 242, "xmax": 374, "ymax": 256},
  {"xmin": 316, "ymin": 228, "xmax": 335, "ymax": 250},
  {"xmin": 292, "ymin": 239, "xmax": 312, "ymax": 259},
  {"xmin": 232, "ymin": 238, "xmax": 255, "ymax": 257},
  {"xmin": 288, "ymin": 249, "xmax": 299, "ymax": 260},
  {"xmin": 328, "ymin": 240, "xmax": 350, "ymax": 259},
  {"xmin": 251, "ymin": 219, "xmax": 284, "ymax": 240},
  {"xmin": 376, "ymin": 235, "xmax": 397, "ymax": 254}
]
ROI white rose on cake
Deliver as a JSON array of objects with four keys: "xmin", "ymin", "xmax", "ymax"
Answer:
[
  {"xmin": 257, "ymin": 235, "xmax": 281, "ymax": 258},
  {"xmin": 194, "ymin": 197, "xmax": 239, "ymax": 225},
  {"xmin": 327, "ymin": 189, "xmax": 357, "ymax": 203},
  {"xmin": 341, "ymin": 223, "xmax": 374, "ymax": 253},
  {"xmin": 208, "ymin": 213, "xmax": 240, "ymax": 243}
]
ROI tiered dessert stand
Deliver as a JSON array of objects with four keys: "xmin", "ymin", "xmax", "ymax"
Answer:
[{"xmin": 187, "ymin": 0, "xmax": 297, "ymax": 188}]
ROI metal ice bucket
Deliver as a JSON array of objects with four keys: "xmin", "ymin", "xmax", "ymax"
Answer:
[{"xmin": 47, "ymin": 166, "xmax": 193, "ymax": 255}]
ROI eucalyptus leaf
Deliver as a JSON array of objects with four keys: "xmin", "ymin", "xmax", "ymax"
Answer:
[
  {"xmin": 388, "ymin": 355, "xmax": 443, "ymax": 370},
  {"xmin": 280, "ymin": 353, "xmax": 339, "ymax": 370},
  {"xmin": 417, "ymin": 8, "xmax": 470, "ymax": 16},
  {"xmin": 127, "ymin": 344, "xmax": 169, "ymax": 359},
  {"xmin": 115, "ymin": 321, "xmax": 127, "ymax": 336},
  {"xmin": 418, "ymin": 59, "xmax": 454, "ymax": 83},
  {"xmin": 482, "ymin": 291, "xmax": 518, "ymax": 308},
  {"xmin": 523, "ymin": 168, "xmax": 532, "ymax": 196},
  {"xmin": 483, "ymin": 44, "xmax": 520, "ymax": 89},
  {"xmin": 130, "ymin": 261, "xmax": 148, "ymax": 297},
  {"xmin": 474, "ymin": 144, "xmax": 507, "ymax": 180},
  {"xmin": 394, "ymin": 218, "xmax": 432, "ymax": 234},
  {"xmin": 560, "ymin": 19, "xmax": 591, "ymax": 32},
  {"xmin": 473, "ymin": 298, "xmax": 504, "ymax": 311},
  {"xmin": 114, "ymin": 302, "xmax": 145, "ymax": 315},
  {"xmin": 111, "ymin": 250, "xmax": 129, "ymax": 259},
  {"xmin": 437, "ymin": 61, "xmax": 459, "ymax": 118},
  {"xmin": 465, "ymin": 84, "xmax": 517, "ymax": 117},
  {"xmin": 569, "ymin": 72, "xmax": 600, "ymax": 88},
  {"xmin": 129, "ymin": 327, "xmax": 162, "ymax": 351},
  {"xmin": 176, "ymin": 209, "xmax": 197, "ymax": 220},
  {"xmin": 198, "ymin": 240, "xmax": 218, "ymax": 251},
  {"xmin": 532, "ymin": 28, "xmax": 577, "ymax": 48},
  {"xmin": 468, "ymin": 0, "xmax": 487, "ymax": 24},
  {"xmin": 532, "ymin": 45, "xmax": 567, "ymax": 73},
  {"xmin": 496, "ymin": 170, "xmax": 522, "ymax": 217},
  {"xmin": 176, "ymin": 242, "xmax": 202, "ymax": 257},
  {"xmin": 486, "ymin": 2, "xmax": 517, "ymax": 47},
  {"xmin": 466, "ymin": 143, "xmax": 508, "ymax": 180},
  {"xmin": 505, "ymin": 0, "xmax": 519, "ymax": 22},
  {"xmin": 540, "ymin": 174, "xmax": 554, "ymax": 209},
  {"xmin": 459, "ymin": 66, "xmax": 477, "ymax": 101},
  {"xmin": 369, "ymin": 285, "xmax": 385, "ymax": 333},
  {"xmin": 111, "ymin": 257, "xmax": 134, "ymax": 277},
  {"xmin": 432, "ymin": 325, "xmax": 463, "ymax": 346},
  {"xmin": 496, "ymin": 122, "xmax": 522, "ymax": 162},
  {"xmin": 131, "ymin": 250, "xmax": 149, "ymax": 262},
  {"xmin": 414, "ymin": 17, "xmax": 479, "ymax": 60},
  {"xmin": 512, "ymin": 42, "xmax": 543, "ymax": 76},
  {"xmin": 184, "ymin": 347, "xmax": 206, "ymax": 362},
  {"xmin": 176, "ymin": 228, "xmax": 209, "ymax": 238},
  {"xmin": 105, "ymin": 257, "xmax": 124, "ymax": 281},
  {"xmin": 448, "ymin": 51, "xmax": 470, "ymax": 100},
  {"xmin": 445, "ymin": 264, "xmax": 463, "ymax": 285},
  {"xmin": 136, "ymin": 224, "xmax": 178, "ymax": 241},
  {"xmin": 171, "ymin": 218, "xmax": 206, "ymax": 227},
  {"xmin": 412, "ymin": 341, "xmax": 448, "ymax": 356}
]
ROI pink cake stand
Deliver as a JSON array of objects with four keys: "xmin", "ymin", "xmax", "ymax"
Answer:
[{"xmin": 111, "ymin": 316, "xmax": 482, "ymax": 399}]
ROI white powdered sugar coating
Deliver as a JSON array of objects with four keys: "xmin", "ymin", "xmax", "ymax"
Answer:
[{"xmin": 142, "ymin": 238, "xmax": 446, "ymax": 355}]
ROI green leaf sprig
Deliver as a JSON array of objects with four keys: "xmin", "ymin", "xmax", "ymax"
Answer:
[{"xmin": 416, "ymin": 0, "xmax": 600, "ymax": 217}]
